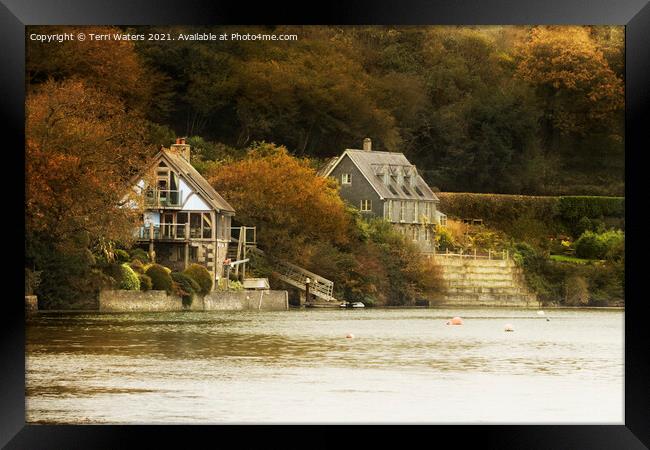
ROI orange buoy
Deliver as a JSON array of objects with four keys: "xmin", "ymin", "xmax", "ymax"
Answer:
[
  {"xmin": 346, "ymin": 333, "xmax": 354, "ymax": 339},
  {"xmin": 504, "ymin": 324, "xmax": 514, "ymax": 332},
  {"xmin": 449, "ymin": 316, "xmax": 463, "ymax": 325}
]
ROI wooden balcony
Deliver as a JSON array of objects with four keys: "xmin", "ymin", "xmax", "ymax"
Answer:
[
  {"xmin": 144, "ymin": 189, "xmax": 184, "ymax": 208},
  {"xmin": 136, "ymin": 223, "xmax": 213, "ymax": 241}
]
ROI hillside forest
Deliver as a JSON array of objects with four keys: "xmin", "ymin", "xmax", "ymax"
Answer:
[{"xmin": 25, "ymin": 26, "xmax": 625, "ymax": 308}]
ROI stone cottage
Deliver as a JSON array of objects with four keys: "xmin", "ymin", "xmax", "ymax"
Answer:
[{"xmin": 320, "ymin": 138, "xmax": 446, "ymax": 254}]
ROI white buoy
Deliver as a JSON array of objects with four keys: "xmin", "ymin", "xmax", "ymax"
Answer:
[
  {"xmin": 537, "ymin": 310, "xmax": 545, "ymax": 316},
  {"xmin": 504, "ymin": 324, "xmax": 514, "ymax": 332}
]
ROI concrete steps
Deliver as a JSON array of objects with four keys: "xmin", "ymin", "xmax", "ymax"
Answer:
[{"xmin": 434, "ymin": 257, "xmax": 537, "ymax": 307}]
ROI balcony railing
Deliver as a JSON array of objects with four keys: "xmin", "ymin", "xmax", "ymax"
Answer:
[
  {"xmin": 137, "ymin": 222, "xmax": 212, "ymax": 241},
  {"xmin": 144, "ymin": 189, "xmax": 184, "ymax": 208}
]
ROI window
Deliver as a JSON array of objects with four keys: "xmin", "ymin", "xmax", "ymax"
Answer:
[
  {"xmin": 413, "ymin": 227, "xmax": 419, "ymax": 241},
  {"xmin": 341, "ymin": 173, "xmax": 351, "ymax": 184},
  {"xmin": 400, "ymin": 201, "xmax": 405, "ymax": 221},
  {"xmin": 190, "ymin": 246, "xmax": 198, "ymax": 261},
  {"xmin": 360, "ymin": 200, "xmax": 372, "ymax": 211}
]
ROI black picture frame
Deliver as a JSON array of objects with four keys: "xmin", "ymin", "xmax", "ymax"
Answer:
[{"xmin": 3, "ymin": 0, "xmax": 649, "ymax": 447}]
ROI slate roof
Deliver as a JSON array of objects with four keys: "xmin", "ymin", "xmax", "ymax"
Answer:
[
  {"xmin": 323, "ymin": 149, "xmax": 439, "ymax": 202},
  {"xmin": 128, "ymin": 148, "xmax": 235, "ymax": 213},
  {"xmin": 160, "ymin": 149, "xmax": 235, "ymax": 213}
]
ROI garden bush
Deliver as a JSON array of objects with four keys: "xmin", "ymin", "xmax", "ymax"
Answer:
[
  {"xmin": 184, "ymin": 263, "xmax": 213, "ymax": 295},
  {"xmin": 145, "ymin": 264, "xmax": 173, "ymax": 292},
  {"xmin": 574, "ymin": 230, "xmax": 624, "ymax": 260},
  {"xmin": 171, "ymin": 272, "xmax": 201, "ymax": 306},
  {"xmin": 130, "ymin": 248, "xmax": 150, "ymax": 262},
  {"xmin": 119, "ymin": 263, "xmax": 140, "ymax": 290},
  {"xmin": 114, "ymin": 249, "xmax": 130, "ymax": 263},
  {"xmin": 138, "ymin": 273, "xmax": 152, "ymax": 291},
  {"xmin": 129, "ymin": 259, "xmax": 145, "ymax": 274}
]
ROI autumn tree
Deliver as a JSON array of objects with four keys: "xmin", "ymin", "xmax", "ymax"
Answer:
[
  {"xmin": 515, "ymin": 26, "xmax": 624, "ymax": 136},
  {"xmin": 26, "ymin": 79, "xmax": 152, "ymax": 305},
  {"xmin": 26, "ymin": 26, "xmax": 159, "ymax": 112},
  {"xmin": 206, "ymin": 142, "xmax": 352, "ymax": 262}
]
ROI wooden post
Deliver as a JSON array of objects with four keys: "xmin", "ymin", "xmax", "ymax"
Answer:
[
  {"xmin": 184, "ymin": 223, "xmax": 189, "ymax": 269},
  {"xmin": 305, "ymin": 277, "xmax": 311, "ymax": 305},
  {"xmin": 149, "ymin": 223, "xmax": 155, "ymax": 262},
  {"xmin": 474, "ymin": 248, "xmax": 477, "ymax": 259}
]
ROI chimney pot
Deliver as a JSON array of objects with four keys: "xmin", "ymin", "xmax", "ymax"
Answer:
[{"xmin": 363, "ymin": 137, "xmax": 372, "ymax": 151}]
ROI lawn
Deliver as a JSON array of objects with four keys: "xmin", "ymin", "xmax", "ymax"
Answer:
[{"xmin": 549, "ymin": 254, "xmax": 600, "ymax": 264}]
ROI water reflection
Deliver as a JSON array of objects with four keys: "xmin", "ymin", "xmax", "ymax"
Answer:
[{"xmin": 26, "ymin": 308, "xmax": 624, "ymax": 424}]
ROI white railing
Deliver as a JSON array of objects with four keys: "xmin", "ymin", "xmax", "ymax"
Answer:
[{"xmin": 434, "ymin": 248, "xmax": 511, "ymax": 260}]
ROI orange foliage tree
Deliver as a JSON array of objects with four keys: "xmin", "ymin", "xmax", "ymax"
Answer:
[
  {"xmin": 515, "ymin": 26, "xmax": 624, "ymax": 135},
  {"xmin": 26, "ymin": 79, "xmax": 151, "ymax": 248},
  {"xmin": 26, "ymin": 26, "xmax": 157, "ymax": 112},
  {"xmin": 206, "ymin": 142, "xmax": 352, "ymax": 261}
]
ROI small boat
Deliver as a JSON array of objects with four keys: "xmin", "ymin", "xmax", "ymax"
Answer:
[{"xmin": 340, "ymin": 302, "xmax": 366, "ymax": 308}]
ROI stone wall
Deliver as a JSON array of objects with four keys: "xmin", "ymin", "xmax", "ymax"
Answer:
[
  {"xmin": 203, "ymin": 290, "xmax": 288, "ymax": 311},
  {"xmin": 433, "ymin": 256, "xmax": 538, "ymax": 307},
  {"xmin": 99, "ymin": 290, "xmax": 183, "ymax": 312},
  {"xmin": 98, "ymin": 289, "xmax": 288, "ymax": 312}
]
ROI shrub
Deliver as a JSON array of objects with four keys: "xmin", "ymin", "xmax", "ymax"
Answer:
[
  {"xmin": 145, "ymin": 264, "xmax": 173, "ymax": 292},
  {"xmin": 129, "ymin": 259, "xmax": 145, "ymax": 274},
  {"xmin": 171, "ymin": 272, "xmax": 201, "ymax": 306},
  {"xmin": 435, "ymin": 226, "xmax": 456, "ymax": 251},
  {"xmin": 130, "ymin": 248, "xmax": 150, "ymax": 262},
  {"xmin": 114, "ymin": 249, "xmax": 130, "ymax": 263},
  {"xmin": 119, "ymin": 263, "xmax": 140, "ymax": 290},
  {"xmin": 184, "ymin": 263, "xmax": 213, "ymax": 295},
  {"xmin": 138, "ymin": 273, "xmax": 152, "ymax": 291},
  {"xmin": 575, "ymin": 230, "xmax": 624, "ymax": 260}
]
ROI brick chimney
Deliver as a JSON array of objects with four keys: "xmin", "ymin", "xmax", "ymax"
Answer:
[
  {"xmin": 363, "ymin": 137, "xmax": 372, "ymax": 152},
  {"xmin": 170, "ymin": 137, "xmax": 191, "ymax": 161}
]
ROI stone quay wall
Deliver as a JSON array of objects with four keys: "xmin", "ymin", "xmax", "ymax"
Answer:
[{"xmin": 98, "ymin": 289, "xmax": 288, "ymax": 312}]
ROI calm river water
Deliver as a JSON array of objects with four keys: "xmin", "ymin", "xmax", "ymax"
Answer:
[{"xmin": 26, "ymin": 308, "xmax": 623, "ymax": 424}]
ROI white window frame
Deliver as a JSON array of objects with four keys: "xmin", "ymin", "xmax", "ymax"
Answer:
[
  {"xmin": 341, "ymin": 173, "xmax": 352, "ymax": 185},
  {"xmin": 360, "ymin": 199, "xmax": 372, "ymax": 211}
]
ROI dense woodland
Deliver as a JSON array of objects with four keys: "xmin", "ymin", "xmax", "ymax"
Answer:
[{"xmin": 25, "ymin": 26, "xmax": 624, "ymax": 307}]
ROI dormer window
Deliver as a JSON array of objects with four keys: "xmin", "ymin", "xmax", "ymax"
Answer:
[
  {"xmin": 341, "ymin": 173, "xmax": 351, "ymax": 185},
  {"xmin": 414, "ymin": 186, "xmax": 424, "ymax": 197}
]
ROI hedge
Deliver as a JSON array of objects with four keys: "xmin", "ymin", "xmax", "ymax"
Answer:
[
  {"xmin": 119, "ymin": 263, "xmax": 140, "ymax": 290},
  {"xmin": 437, "ymin": 193, "xmax": 624, "ymax": 239},
  {"xmin": 171, "ymin": 272, "xmax": 201, "ymax": 306},
  {"xmin": 145, "ymin": 264, "xmax": 173, "ymax": 292},
  {"xmin": 184, "ymin": 264, "xmax": 213, "ymax": 295}
]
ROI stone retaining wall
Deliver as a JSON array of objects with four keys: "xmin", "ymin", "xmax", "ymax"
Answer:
[
  {"xmin": 203, "ymin": 290, "xmax": 288, "ymax": 311},
  {"xmin": 98, "ymin": 289, "xmax": 289, "ymax": 312},
  {"xmin": 99, "ymin": 290, "xmax": 183, "ymax": 312}
]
